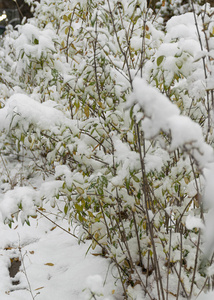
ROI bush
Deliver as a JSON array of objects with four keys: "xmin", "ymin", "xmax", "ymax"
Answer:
[{"xmin": 1, "ymin": 0, "xmax": 214, "ymax": 299}]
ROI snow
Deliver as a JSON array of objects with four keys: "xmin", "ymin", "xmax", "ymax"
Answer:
[
  {"xmin": 128, "ymin": 77, "xmax": 214, "ymax": 168},
  {"xmin": 0, "ymin": 157, "xmax": 120, "ymax": 300},
  {"xmin": 165, "ymin": 13, "xmax": 197, "ymax": 41},
  {"xmin": 0, "ymin": 94, "xmax": 78, "ymax": 135},
  {"xmin": 0, "ymin": 212, "xmax": 120, "ymax": 300},
  {"xmin": 15, "ymin": 23, "xmax": 56, "ymax": 59},
  {"xmin": 185, "ymin": 214, "xmax": 205, "ymax": 230},
  {"xmin": 197, "ymin": 291, "xmax": 214, "ymax": 300},
  {"xmin": 0, "ymin": 187, "xmax": 38, "ymax": 224}
]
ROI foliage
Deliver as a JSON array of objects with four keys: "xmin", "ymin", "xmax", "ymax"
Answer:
[{"xmin": 0, "ymin": 0, "xmax": 214, "ymax": 299}]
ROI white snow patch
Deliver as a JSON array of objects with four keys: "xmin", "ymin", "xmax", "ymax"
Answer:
[{"xmin": 186, "ymin": 214, "xmax": 205, "ymax": 230}]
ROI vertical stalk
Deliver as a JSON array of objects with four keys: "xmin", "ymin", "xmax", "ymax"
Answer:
[
  {"xmin": 132, "ymin": 210, "xmax": 143, "ymax": 268},
  {"xmin": 106, "ymin": 0, "xmax": 133, "ymax": 89},
  {"xmin": 136, "ymin": 123, "xmax": 165, "ymax": 300},
  {"xmin": 166, "ymin": 224, "xmax": 172, "ymax": 300},
  {"xmin": 176, "ymin": 226, "xmax": 183, "ymax": 300},
  {"xmin": 140, "ymin": 8, "xmax": 149, "ymax": 78},
  {"xmin": 189, "ymin": 232, "xmax": 201, "ymax": 299}
]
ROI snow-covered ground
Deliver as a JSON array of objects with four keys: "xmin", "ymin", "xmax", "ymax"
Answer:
[{"xmin": 0, "ymin": 210, "xmax": 121, "ymax": 300}]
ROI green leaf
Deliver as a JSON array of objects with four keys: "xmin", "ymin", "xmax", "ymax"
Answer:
[
  {"xmin": 88, "ymin": 211, "xmax": 94, "ymax": 218},
  {"xmin": 25, "ymin": 219, "xmax": 30, "ymax": 226},
  {"xmin": 132, "ymin": 175, "xmax": 140, "ymax": 183},
  {"xmin": 101, "ymin": 176, "xmax": 108, "ymax": 187},
  {"xmin": 97, "ymin": 186, "xmax": 104, "ymax": 196},
  {"xmin": 174, "ymin": 183, "xmax": 179, "ymax": 193},
  {"xmin": 137, "ymin": 190, "xmax": 141, "ymax": 199},
  {"xmin": 64, "ymin": 205, "xmax": 68, "ymax": 215},
  {"xmin": 176, "ymin": 61, "xmax": 182, "ymax": 69},
  {"xmin": 78, "ymin": 214, "xmax": 83, "ymax": 222},
  {"xmin": 85, "ymin": 243, "xmax": 92, "ymax": 256},
  {"xmin": 125, "ymin": 178, "xmax": 130, "ymax": 190},
  {"xmin": 75, "ymin": 203, "xmax": 83, "ymax": 212},
  {"xmin": 157, "ymin": 55, "xmax": 165, "ymax": 66},
  {"xmin": 20, "ymin": 133, "xmax": 25, "ymax": 143},
  {"xmin": 34, "ymin": 38, "xmax": 39, "ymax": 45}
]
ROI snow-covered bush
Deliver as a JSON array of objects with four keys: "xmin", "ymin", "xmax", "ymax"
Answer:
[{"xmin": 1, "ymin": 0, "xmax": 214, "ymax": 299}]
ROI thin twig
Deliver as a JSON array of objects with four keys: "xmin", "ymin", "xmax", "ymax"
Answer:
[
  {"xmin": 18, "ymin": 235, "xmax": 35, "ymax": 300},
  {"xmin": 36, "ymin": 209, "xmax": 85, "ymax": 243}
]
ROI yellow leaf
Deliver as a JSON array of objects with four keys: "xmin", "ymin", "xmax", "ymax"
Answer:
[
  {"xmin": 70, "ymin": 43, "xmax": 76, "ymax": 50},
  {"xmin": 50, "ymin": 226, "xmax": 57, "ymax": 231},
  {"xmin": 94, "ymin": 232, "xmax": 100, "ymax": 240},
  {"xmin": 35, "ymin": 287, "xmax": 44, "ymax": 291},
  {"xmin": 112, "ymin": 290, "xmax": 115, "ymax": 294},
  {"xmin": 132, "ymin": 206, "xmax": 136, "ymax": 212},
  {"xmin": 84, "ymin": 105, "xmax": 90, "ymax": 118},
  {"xmin": 164, "ymin": 289, "xmax": 177, "ymax": 297},
  {"xmin": 88, "ymin": 211, "xmax": 94, "ymax": 218},
  {"xmin": 92, "ymin": 253, "xmax": 102, "ymax": 256},
  {"xmin": 30, "ymin": 139, "xmax": 35, "ymax": 150},
  {"xmin": 63, "ymin": 15, "xmax": 69, "ymax": 22},
  {"xmin": 4, "ymin": 246, "xmax": 14, "ymax": 250},
  {"xmin": 45, "ymin": 263, "xmax": 54, "ymax": 266},
  {"xmin": 124, "ymin": 259, "xmax": 130, "ymax": 267},
  {"xmin": 92, "ymin": 239, "xmax": 97, "ymax": 250},
  {"xmin": 31, "ymin": 215, "xmax": 37, "ymax": 219},
  {"xmin": 98, "ymin": 101, "xmax": 105, "ymax": 109},
  {"xmin": 184, "ymin": 176, "xmax": 190, "ymax": 184},
  {"xmin": 143, "ymin": 221, "xmax": 147, "ymax": 230},
  {"xmin": 65, "ymin": 27, "xmax": 69, "ymax": 35},
  {"xmin": 38, "ymin": 207, "xmax": 46, "ymax": 211},
  {"xmin": 76, "ymin": 187, "xmax": 84, "ymax": 194}
]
